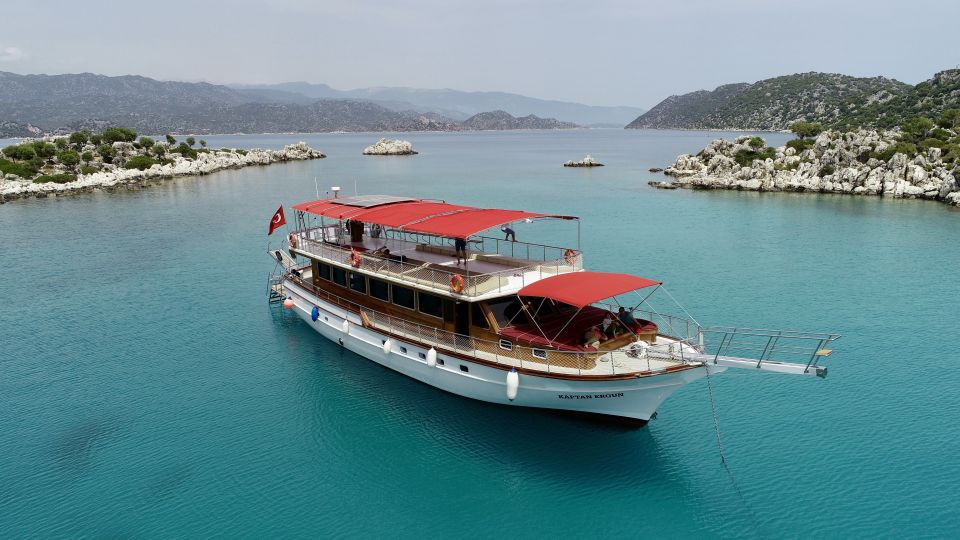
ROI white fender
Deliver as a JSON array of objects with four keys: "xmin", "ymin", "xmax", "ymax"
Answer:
[
  {"xmin": 383, "ymin": 339, "xmax": 392, "ymax": 354},
  {"xmin": 426, "ymin": 348, "xmax": 437, "ymax": 367},
  {"xmin": 341, "ymin": 320, "xmax": 350, "ymax": 334},
  {"xmin": 506, "ymin": 369, "xmax": 519, "ymax": 401}
]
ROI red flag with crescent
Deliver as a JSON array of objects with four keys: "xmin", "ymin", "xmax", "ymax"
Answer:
[{"xmin": 268, "ymin": 206, "xmax": 286, "ymax": 235}]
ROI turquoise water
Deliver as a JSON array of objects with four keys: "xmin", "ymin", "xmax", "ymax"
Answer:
[{"xmin": 2, "ymin": 129, "xmax": 959, "ymax": 538}]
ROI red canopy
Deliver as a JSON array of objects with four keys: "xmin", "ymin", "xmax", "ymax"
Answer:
[
  {"xmin": 517, "ymin": 272, "xmax": 661, "ymax": 308},
  {"xmin": 292, "ymin": 195, "xmax": 576, "ymax": 238}
]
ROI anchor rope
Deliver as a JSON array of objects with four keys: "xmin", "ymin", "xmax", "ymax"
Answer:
[{"xmin": 703, "ymin": 362, "xmax": 767, "ymax": 538}]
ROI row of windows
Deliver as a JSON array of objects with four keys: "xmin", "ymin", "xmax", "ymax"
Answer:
[{"xmin": 317, "ymin": 262, "xmax": 448, "ymax": 319}]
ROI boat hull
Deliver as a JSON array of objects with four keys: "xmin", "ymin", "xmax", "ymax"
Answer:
[{"xmin": 285, "ymin": 280, "xmax": 709, "ymax": 424}]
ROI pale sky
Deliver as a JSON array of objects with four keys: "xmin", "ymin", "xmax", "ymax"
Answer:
[{"xmin": 2, "ymin": 0, "xmax": 958, "ymax": 108}]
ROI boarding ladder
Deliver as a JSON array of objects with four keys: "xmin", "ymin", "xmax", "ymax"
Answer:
[{"xmin": 688, "ymin": 327, "xmax": 840, "ymax": 378}]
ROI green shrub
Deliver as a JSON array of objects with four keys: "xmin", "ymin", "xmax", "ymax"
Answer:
[
  {"xmin": 57, "ymin": 150, "xmax": 81, "ymax": 168},
  {"xmin": 165, "ymin": 134, "xmax": 176, "ymax": 145},
  {"xmin": 930, "ymin": 128, "xmax": 952, "ymax": 141},
  {"xmin": 819, "ymin": 164, "xmax": 835, "ymax": 176},
  {"xmin": 734, "ymin": 147, "xmax": 775, "ymax": 167},
  {"xmin": 124, "ymin": 156, "xmax": 157, "ymax": 170},
  {"xmin": 786, "ymin": 138, "xmax": 814, "ymax": 152},
  {"xmin": 199, "ymin": 139, "xmax": 207, "ymax": 148},
  {"xmin": 54, "ymin": 138, "xmax": 68, "ymax": 149},
  {"xmin": 174, "ymin": 143, "xmax": 197, "ymax": 159},
  {"xmin": 80, "ymin": 165, "xmax": 98, "ymax": 175},
  {"xmin": 153, "ymin": 145, "xmax": 166, "ymax": 157},
  {"xmin": 185, "ymin": 136, "xmax": 196, "ymax": 147},
  {"xmin": 919, "ymin": 137, "xmax": 948, "ymax": 150},
  {"xmin": 900, "ymin": 117, "xmax": 934, "ymax": 141},
  {"xmin": 138, "ymin": 136, "xmax": 155, "ymax": 149},
  {"xmin": 235, "ymin": 149, "xmax": 247, "ymax": 156},
  {"xmin": 790, "ymin": 121, "xmax": 823, "ymax": 139},
  {"xmin": 747, "ymin": 136, "xmax": 765, "ymax": 149},
  {"xmin": 937, "ymin": 109, "xmax": 960, "ymax": 129},
  {"xmin": 0, "ymin": 157, "xmax": 38, "ymax": 178},
  {"xmin": 2, "ymin": 144, "xmax": 37, "ymax": 160},
  {"xmin": 102, "ymin": 127, "xmax": 137, "ymax": 143},
  {"xmin": 81, "ymin": 151, "xmax": 93, "ymax": 162},
  {"xmin": 34, "ymin": 173, "xmax": 77, "ymax": 184},
  {"xmin": 872, "ymin": 142, "xmax": 917, "ymax": 161}
]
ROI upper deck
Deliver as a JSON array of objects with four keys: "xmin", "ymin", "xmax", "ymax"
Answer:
[{"xmin": 289, "ymin": 224, "xmax": 583, "ymax": 300}]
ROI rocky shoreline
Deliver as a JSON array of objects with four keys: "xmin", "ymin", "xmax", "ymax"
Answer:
[
  {"xmin": 1, "ymin": 141, "xmax": 325, "ymax": 203},
  {"xmin": 656, "ymin": 129, "xmax": 960, "ymax": 206},
  {"xmin": 362, "ymin": 138, "xmax": 417, "ymax": 155}
]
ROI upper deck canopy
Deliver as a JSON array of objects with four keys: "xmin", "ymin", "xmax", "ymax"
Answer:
[
  {"xmin": 517, "ymin": 271, "xmax": 661, "ymax": 308},
  {"xmin": 292, "ymin": 195, "xmax": 576, "ymax": 238}
]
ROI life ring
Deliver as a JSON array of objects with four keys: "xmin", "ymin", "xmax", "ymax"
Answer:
[
  {"xmin": 450, "ymin": 273, "xmax": 465, "ymax": 293},
  {"xmin": 287, "ymin": 233, "xmax": 298, "ymax": 249},
  {"xmin": 564, "ymin": 248, "xmax": 578, "ymax": 265},
  {"xmin": 349, "ymin": 249, "xmax": 361, "ymax": 268}
]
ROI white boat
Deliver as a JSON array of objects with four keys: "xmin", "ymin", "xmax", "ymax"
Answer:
[{"xmin": 268, "ymin": 193, "xmax": 838, "ymax": 426}]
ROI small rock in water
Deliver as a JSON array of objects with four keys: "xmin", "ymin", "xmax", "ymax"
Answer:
[
  {"xmin": 362, "ymin": 138, "xmax": 418, "ymax": 155},
  {"xmin": 649, "ymin": 167, "xmax": 664, "ymax": 173},
  {"xmin": 648, "ymin": 180, "xmax": 678, "ymax": 190},
  {"xmin": 563, "ymin": 154, "xmax": 604, "ymax": 167}
]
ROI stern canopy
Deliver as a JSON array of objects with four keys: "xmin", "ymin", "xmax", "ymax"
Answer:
[
  {"xmin": 517, "ymin": 271, "xmax": 661, "ymax": 308},
  {"xmin": 292, "ymin": 195, "xmax": 577, "ymax": 238}
]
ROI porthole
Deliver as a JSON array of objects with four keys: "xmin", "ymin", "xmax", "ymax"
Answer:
[
  {"xmin": 459, "ymin": 365, "xmax": 469, "ymax": 373},
  {"xmin": 400, "ymin": 346, "xmax": 408, "ymax": 354},
  {"xmin": 438, "ymin": 358, "xmax": 445, "ymax": 366},
  {"xmin": 418, "ymin": 352, "xmax": 426, "ymax": 359}
]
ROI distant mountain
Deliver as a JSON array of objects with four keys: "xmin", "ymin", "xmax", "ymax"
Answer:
[
  {"xmin": 627, "ymin": 72, "xmax": 912, "ymax": 130},
  {"xmin": 234, "ymin": 82, "xmax": 643, "ymax": 126},
  {"xmin": 0, "ymin": 71, "xmax": 578, "ymax": 135},
  {"xmin": 461, "ymin": 110, "xmax": 577, "ymax": 130}
]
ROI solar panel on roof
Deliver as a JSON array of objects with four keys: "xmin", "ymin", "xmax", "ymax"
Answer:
[{"xmin": 330, "ymin": 195, "xmax": 416, "ymax": 208}]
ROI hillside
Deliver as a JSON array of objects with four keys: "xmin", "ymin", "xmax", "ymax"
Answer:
[
  {"xmin": 837, "ymin": 69, "xmax": 960, "ymax": 129},
  {"xmin": 627, "ymin": 72, "xmax": 911, "ymax": 130},
  {"xmin": 460, "ymin": 110, "xmax": 577, "ymax": 130},
  {"xmin": 0, "ymin": 72, "xmax": 580, "ymax": 136},
  {"xmin": 234, "ymin": 82, "xmax": 643, "ymax": 126}
]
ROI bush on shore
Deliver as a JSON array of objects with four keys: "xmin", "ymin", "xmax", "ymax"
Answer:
[
  {"xmin": 124, "ymin": 156, "xmax": 157, "ymax": 170},
  {"xmin": 34, "ymin": 173, "xmax": 77, "ymax": 184}
]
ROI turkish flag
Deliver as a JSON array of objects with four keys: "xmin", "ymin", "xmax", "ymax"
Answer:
[{"xmin": 268, "ymin": 206, "xmax": 286, "ymax": 235}]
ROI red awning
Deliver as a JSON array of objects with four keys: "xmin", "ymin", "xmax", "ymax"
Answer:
[
  {"xmin": 292, "ymin": 196, "xmax": 576, "ymax": 238},
  {"xmin": 517, "ymin": 272, "xmax": 661, "ymax": 308}
]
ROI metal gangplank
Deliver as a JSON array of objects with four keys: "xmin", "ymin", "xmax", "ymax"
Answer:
[
  {"xmin": 266, "ymin": 247, "xmax": 298, "ymax": 304},
  {"xmin": 688, "ymin": 327, "xmax": 840, "ymax": 378}
]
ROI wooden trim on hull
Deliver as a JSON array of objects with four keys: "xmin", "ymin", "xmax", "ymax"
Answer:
[{"xmin": 286, "ymin": 278, "xmax": 700, "ymax": 382}]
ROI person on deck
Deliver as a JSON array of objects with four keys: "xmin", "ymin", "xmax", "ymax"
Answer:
[
  {"xmin": 583, "ymin": 326, "xmax": 602, "ymax": 349},
  {"xmin": 602, "ymin": 312, "xmax": 619, "ymax": 338},
  {"xmin": 501, "ymin": 223, "xmax": 516, "ymax": 242},
  {"xmin": 618, "ymin": 307, "xmax": 641, "ymax": 333},
  {"xmin": 455, "ymin": 237, "xmax": 467, "ymax": 266}
]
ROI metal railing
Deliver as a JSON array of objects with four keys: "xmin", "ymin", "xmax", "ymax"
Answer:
[
  {"xmin": 291, "ymin": 228, "xmax": 582, "ymax": 298},
  {"xmin": 282, "ymin": 273, "xmax": 692, "ymax": 377}
]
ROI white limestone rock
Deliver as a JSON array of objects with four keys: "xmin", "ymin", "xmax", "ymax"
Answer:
[{"xmin": 362, "ymin": 138, "xmax": 418, "ymax": 156}]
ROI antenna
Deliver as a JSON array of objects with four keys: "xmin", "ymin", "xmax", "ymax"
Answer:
[
  {"xmin": 331, "ymin": 186, "xmax": 341, "ymax": 198},
  {"xmin": 314, "ymin": 176, "xmax": 320, "ymax": 199}
]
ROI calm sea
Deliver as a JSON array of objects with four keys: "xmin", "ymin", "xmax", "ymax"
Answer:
[{"xmin": 1, "ymin": 129, "xmax": 958, "ymax": 538}]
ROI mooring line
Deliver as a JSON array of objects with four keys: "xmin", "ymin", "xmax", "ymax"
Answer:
[{"xmin": 703, "ymin": 362, "xmax": 768, "ymax": 538}]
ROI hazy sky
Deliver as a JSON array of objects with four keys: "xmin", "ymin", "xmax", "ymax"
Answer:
[{"xmin": 2, "ymin": 0, "xmax": 958, "ymax": 108}]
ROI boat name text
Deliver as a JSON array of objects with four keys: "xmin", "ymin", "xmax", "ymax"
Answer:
[{"xmin": 557, "ymin": 392, "xmax": 624, "ymax": 400}]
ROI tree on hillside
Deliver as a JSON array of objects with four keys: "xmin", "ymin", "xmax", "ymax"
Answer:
[
  {"xmin": 199, "ymin": 139, "xmax": 207, "ymax": 148},
  {"xmin": 186, "ymin": 136, "xmax": 196, "ymax": 147},
  {"xmin": 102, "ymin": 127, "xmax": 137, "ymax": 143},
  {"xmin": 69, "ymin": 130, "xmax": 90, "ymax": 148},
  {"xmin": 165, "ymin": 134, "xmax": 176, "ymax": 145},
  {"xmin": 138, "ymin": 136, "xmax": 155, "ymax": 149},
  {"xmin": 938, "ymin": 109, "xmax": 960, "ymax": 130},
  {"xmin": 57, "ymin": 150, "xmax": 80, "ymax": 170},
  {"xmin": 901, "ymin": 117, "xmax": 934, "ymax": 141},
  {"xmin": 790, "ymin": 121, "xmax": 823, "ymax": 139},
  {"xmin": 2, "ymin": 145, "xmax": 36, "ymax": 160}
]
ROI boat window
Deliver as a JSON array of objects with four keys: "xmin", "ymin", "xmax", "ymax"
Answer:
[
  {"xmin": 487, "ymin": 298, "xmax": 529, "ymax": 326},
  {"xmin": 318, "ymin": 263, "xmax": 331, "ymax": 281},
  {"xmin": 533, "ymin": 349, "xmax": 548, "ymax": 360},
  {"xmin": 499, "ymin": 339, "xmax": 513, "ymax": 351},
  {"xmin": 349, "ymin": 271, "xmax": 367, "ymax": 294},
  {"xmin": 332, "ymin": 266, "xmax": 347, "ymax": 286},
  {"xmin": 418, "ymin": 292, "xmax": 443, "ymax": 318},
  {"xmin": 392, "ymin": 284, "xmax": 415, "ymax": 309},
  {"xmin": 369, "ymin": 278, "xmax": 389, "ymax": 301},
  {"xmin": 471, "ymin": 302, "xmax": 489, "ymax": 329}
]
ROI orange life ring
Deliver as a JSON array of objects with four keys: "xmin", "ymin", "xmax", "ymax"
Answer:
[
  {"xmin": 287, "ymin": 233, "xmax": 298, "ymax": 249},
  {"xmin": 450, "ymin": 273, "xmax": 465, "ymax": 293},
  {"xmin": 349, "ymin": 249, "xmax": 361, "ymax": 268},
  {"xmin": 564, "ymin": 248, "xmax": 578, "ymax": 265}
]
